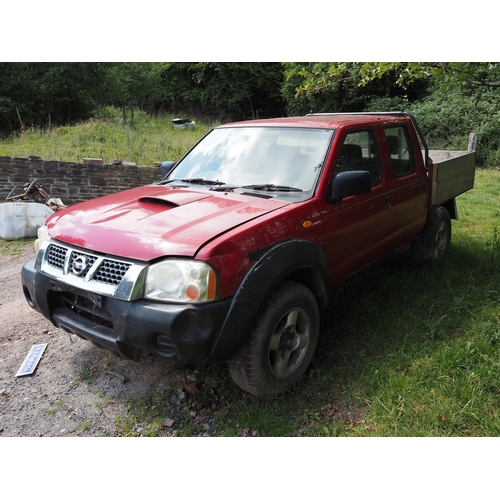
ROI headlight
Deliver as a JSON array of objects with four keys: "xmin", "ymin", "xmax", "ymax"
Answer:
[
  {"xmin": 144, "ymin": 260, "xmax": 217, "ymax": 303},
  {"xmin": 34, "ymin": 225, "xmax": 50, "ymax": 254}
]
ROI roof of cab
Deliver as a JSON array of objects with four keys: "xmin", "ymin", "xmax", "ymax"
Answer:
[{"xmin": 217, "ymin": 113, "xmax": 411, "ymax": 130}]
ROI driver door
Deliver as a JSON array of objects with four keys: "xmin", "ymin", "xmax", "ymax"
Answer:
[{"xmin": 320, "ymin": 128, "xmax": 396, "ymax": 287}]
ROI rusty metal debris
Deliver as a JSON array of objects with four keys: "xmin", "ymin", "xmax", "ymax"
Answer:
[
  {"xmin": 6, "ymin": 179, "xmax": 67, "ymax": 211},
  {"xmin": 6, "ymin": 179, "xmax": 50, "ymax": 204}
]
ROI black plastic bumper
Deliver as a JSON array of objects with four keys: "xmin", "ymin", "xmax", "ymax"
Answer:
[{"xmin": 21, "ymin": 258, "xmax": 262, "ymax": 364}]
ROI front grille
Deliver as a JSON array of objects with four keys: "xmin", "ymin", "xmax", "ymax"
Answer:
[
  {"xmin": 47, "ymin": 244, "xmax": 67, "ymax": 269},
  {"xmin": 46, "ymin": 243, "xmax": 130, "ymax": 286},
  {"xmin": 41, "ymin": 241, "xmax": 147, "ymax": 301},
  {"xmin": 94, "ymin": 260, "xmax": 131, "ymax": 285}
]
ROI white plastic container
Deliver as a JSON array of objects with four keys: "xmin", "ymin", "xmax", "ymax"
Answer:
[
  {"xmin": 172, "ymin": 118, "xmax": 195, "ymax": 130},
  {"xmin": 0, "ymin": 202, "xmax": 54, "ymax": 240}
]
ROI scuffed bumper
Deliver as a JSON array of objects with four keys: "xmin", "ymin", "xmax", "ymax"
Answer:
[{"xmin": 21, "ymin": 258, "xmax": 258, "ymax": 364}]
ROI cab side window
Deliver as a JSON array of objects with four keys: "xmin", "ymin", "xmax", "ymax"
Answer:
[
  {"xmin": 334, "ymin": 130, "xmax": 381, "ymax": 186},
  {"xmin": 383, "ymin": 126, "xmax": 415, "ymax": 177}
]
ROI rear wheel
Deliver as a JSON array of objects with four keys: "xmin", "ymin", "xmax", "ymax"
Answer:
[
  {"xmin": 410, "ymin": 206, "xmax": 451, "ymax": 264},
  {"xmin": 228, "ymin": 281, "xmax": 319, "ymax": 397}
]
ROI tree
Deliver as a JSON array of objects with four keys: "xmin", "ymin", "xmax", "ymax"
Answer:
[
  {"xmin": 104, "ymin": 63, "xmax": 165, "ymax": 126},
  {"xmin": 158, "ymin": 62, "xmax": 285, "ymax": 121},
  {"xmin": 282, "ymin": 62, "xmax": 429, "ymax": 114},
  {"xmin": 0, "ymin": 62, "xmax": 108, "ymax": 135},
  {"xmin": 293, "ymin": 62, "xmax": 500, "ymax": 100}
]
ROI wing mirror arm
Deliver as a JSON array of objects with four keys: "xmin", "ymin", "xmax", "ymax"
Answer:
[{"xmin": 328, "ymin": 192, "xmax": 343, "ymax": 203}]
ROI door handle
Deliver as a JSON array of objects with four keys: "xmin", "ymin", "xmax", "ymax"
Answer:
[
  {"xmin": 382, "ymin": 195, "xmax": 391, "ymax": 204},
  {"xmin": 416, "ymin": 182, "xmax": 423, "ymax": 190}
]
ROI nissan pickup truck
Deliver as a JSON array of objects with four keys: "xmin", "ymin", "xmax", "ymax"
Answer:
[{"xmin": 21, "ymin": 112, "xmax": 477, "ymax": 396}]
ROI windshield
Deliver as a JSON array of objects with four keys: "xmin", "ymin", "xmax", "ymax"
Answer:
[{"xmin": 165, "ymin": 127, "xmax": 334, "ymax": 192}]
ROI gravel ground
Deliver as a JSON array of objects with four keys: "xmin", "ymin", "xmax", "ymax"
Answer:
[{"xmin": 0, "ymin": 245, "xmax": 232, "ymax": 437}]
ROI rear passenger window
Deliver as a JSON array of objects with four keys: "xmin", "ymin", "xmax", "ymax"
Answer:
[
  {"xmin": 383, "ymin": 126, "xmax": 415, "ymax": 177},
  {"xmin": 334, "ymin": 130, "xmax": 382, "ymax": 186}
]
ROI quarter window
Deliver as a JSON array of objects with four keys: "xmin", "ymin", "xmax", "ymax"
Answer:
[{"xmin": 383, "ymin": 126, "xmax": 415, "ymax": 177}]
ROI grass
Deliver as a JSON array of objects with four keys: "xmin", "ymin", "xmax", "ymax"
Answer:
[
  {"xmin": 312, "ymin": 169, "xmax": 500, "ymax": 436},
  {"xmin": 45, "ymin": 400, "xmax": 64, "ymax": 415},
  {"xmin": 2, "ymin": 113, "xmax": 499, "ymax": 436},
  {"xmin": 0, "ymin": 107, "xmax": 212, "ymax": 166},
  {"xmin": 77, "ymin": 422, "xmax": 93, "ymax": 432},
  {"xmin": 0, "ymin": 237, "xmax": 34, "ymax": 256}
]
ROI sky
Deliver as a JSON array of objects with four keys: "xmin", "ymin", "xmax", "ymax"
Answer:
[{"xmin": 3, "ymin": 2, "xmax": 496, "ymax": 62}]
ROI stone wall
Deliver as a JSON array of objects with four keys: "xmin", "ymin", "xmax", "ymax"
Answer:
[{"xmin": 0, "ymin": 156, "xmax": 162, "ymax": 205}]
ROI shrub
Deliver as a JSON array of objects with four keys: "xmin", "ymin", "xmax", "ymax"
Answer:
[{"xmin": 405, "ymin": 90, "xmax": 500, "ymax": 166}]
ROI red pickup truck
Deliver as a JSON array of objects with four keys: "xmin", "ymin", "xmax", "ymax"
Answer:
[{"xmin": 21, "ymin": 112, "xmax": 476, "ymax": 396}]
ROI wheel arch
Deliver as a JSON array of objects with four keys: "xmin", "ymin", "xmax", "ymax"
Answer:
[
  {"xmin": 228, "ymin": 279, "xmax": 321, "ymax": 396},
  {"xmin": 236, "ymin": 239, "xmax": 330, "ymax": 307},
  {"xmin": 204, "ymin": 240, "xmax": 330, "ymax": 364}
]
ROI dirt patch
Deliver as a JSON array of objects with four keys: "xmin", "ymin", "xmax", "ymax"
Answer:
[{"xmin": 0, "ymin": 246, "xmax": 226, "ymax": 437}]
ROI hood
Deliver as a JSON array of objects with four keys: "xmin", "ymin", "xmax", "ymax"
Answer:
[{"xmin": 47, "ymin": 185, "xmax": 289, "ymax": 261}]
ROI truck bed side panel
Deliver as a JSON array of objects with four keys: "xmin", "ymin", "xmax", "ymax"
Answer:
[{"xmin": 428, "ymin": 150, "xmax": 476, "ymax": 206}]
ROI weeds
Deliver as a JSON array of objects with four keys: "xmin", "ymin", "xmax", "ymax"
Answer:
[
  {"xmin": 77, "ymin": 422, "xmax": 93, "ymax": 431},
  {"xmin": 486, "ymin": 226, "xmax": 500, "ymax": 257},
  {"xmin": 93, "ymin": 391, "xmax": 114, "ymax": 410},
  {"xmin": 45, "ymin": 400, "xmax": 64, "ymax": 415}
]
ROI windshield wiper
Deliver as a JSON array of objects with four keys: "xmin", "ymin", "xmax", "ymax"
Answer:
[
  {"xmin": 181, "ymin": 178, "xmax": 225, "ymax": 186},
  {"xmin": 160, "ymin": 178, "xmax": 225, "ymax": 186},
  {"xmin": 241, "ymin": 184, "xmax": 303, "ymax": 192}
]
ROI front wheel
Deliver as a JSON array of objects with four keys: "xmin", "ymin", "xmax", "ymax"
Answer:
[
  {"xmin": 410, "ymin": 206, "xmax": 451, "ymax": 265},
  {"xmin": 228, "ymin": 281, "xmax": 319, "ymax": 397}
]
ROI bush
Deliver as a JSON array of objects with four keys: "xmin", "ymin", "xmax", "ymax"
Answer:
[{"xmin": 405, "ymin": 90, "xmax": 500, "ymax": 167}]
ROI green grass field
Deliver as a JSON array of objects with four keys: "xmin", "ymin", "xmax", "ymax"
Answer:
[
  {"xmin": 0, "ymin": 107, "xmax": 212, "ymax": 166},
  {"xmin": 1, "ymin": 113, "xmax": 499, "ymax": 436}
]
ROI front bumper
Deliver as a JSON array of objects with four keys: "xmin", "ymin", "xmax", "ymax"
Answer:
[{"xmin": 22, "ymin": 258, "xmax": 258, "ymax": 364}]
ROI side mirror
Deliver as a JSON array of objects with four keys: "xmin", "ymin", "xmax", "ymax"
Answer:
[
  {"xmin": 328, "ymin": 170, "xmax": 372, "ymax": 203},
  {"xmin": 161, "ymin": 161, "xmax": 176, "ymax": 178}
]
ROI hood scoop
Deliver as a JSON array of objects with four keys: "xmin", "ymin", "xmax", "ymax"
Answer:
[
  {"xmin": 136, "ymin": 189, "xmax": 213, "ymax": 207},
  {"xmin": 139, "ymin": 196, "xmax": 179, "ymax": 208}
]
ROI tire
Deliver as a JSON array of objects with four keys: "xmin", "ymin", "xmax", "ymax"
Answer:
[
  {"xmin": 410, "ymin": 206, "xmax": 451, "ymax": 265},
  {"xmin": 228, "ymin": 281, "xmax": 320, "ymax": 397}
]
